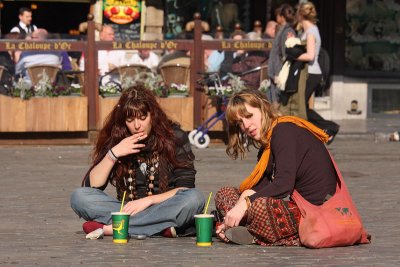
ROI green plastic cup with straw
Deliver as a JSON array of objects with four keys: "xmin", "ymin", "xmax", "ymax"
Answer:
[
  {"xmin": 111, "ymin": 191, "xmax": 130, "ymax": 243},
  {"xmin": 194, "ymin": 192, "xmax": 214, "ymax": 246}
]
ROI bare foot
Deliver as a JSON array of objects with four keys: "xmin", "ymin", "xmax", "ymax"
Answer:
[{"xmin": 103, "ymin": 224, "xmax": 113, "ymax": 236}]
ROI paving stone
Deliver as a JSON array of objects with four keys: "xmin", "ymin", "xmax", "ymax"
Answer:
[{"xmin": 0, "ymin": 137, "xmax": 399, "ymax": 266}]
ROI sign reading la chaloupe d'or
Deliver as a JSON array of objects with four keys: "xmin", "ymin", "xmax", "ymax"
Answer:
[
  {"xmin": 103, "ymin": 0, "xmax": 141, "ymax": 41},
  {"xmin": 3, "ymin": 41, "xmax": 73, "ymax": 51}
]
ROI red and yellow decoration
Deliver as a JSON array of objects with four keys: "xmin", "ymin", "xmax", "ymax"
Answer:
[{"xmin": 103, "ymin": 0, "xmax": 141, "ymax": 25}]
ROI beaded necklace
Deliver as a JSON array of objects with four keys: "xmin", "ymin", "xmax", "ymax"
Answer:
[{"xmin": 124, "ymin": 152, "xmax": 159, "ymax": 200}]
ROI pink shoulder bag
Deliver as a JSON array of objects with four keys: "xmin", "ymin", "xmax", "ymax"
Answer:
[{"xmin": 291, "ymin": 153, "xmax": 371, "ymax": 248}]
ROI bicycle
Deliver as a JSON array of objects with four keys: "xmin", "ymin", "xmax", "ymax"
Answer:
[{"xmin": 189, "ymin": 72, "xmax": 233, "ymax": 148}]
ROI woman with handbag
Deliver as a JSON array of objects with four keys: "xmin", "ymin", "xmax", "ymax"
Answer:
[
  {"xmin": 71, "ymin": 85, "xmax": 205, "ymax": 239},
  {"xmin": 214, "ymin": 89, "xmax": 338, "ymax": 246},
  {"xmin": 295, "ymin": 1, "xmax": 340, "ymax": 144}
]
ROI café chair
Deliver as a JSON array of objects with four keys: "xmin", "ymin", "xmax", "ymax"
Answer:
[
  {"xmin": 67, "ymin": 58, "xmax": 85, "ymax": 88},
  {"xmin": 259, "ymin": 64, "xmax": 268, "ymax": 82},
  {"xmin": 0, "ymin": 65, "xmax": 4, "ymax": 81},
  {"xmin": 99, "ymin": 64, "xmax": 153, "ymax": 90},
  {"xmin": 0, "ymin": 65, "xmax": 14, "ymax": 95},
  {"xmin": 27, "ymin": 64, "xmax": 65, "ymax": 87},
  {"xmin": 159, "ymin": 62, "xmax": 190, "ymax": 88},
  {"xmin": 114, "ymin": 64, "xmax": 152, "ymax": 78}
]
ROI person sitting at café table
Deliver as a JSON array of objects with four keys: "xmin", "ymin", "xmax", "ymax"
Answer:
[
  {"xmin": 15, "ymin": 28, "xmax": 62, "ymax": 85},
  {"xmin": 123, "ymin": 49, "xmax": 160, "ymax": 72},
  {"xmin": 218, "ymin": 30, "xmax": 268, "ymax": 89},
  {"xmin": 70, "ymin": 85, "xmax": 205, "ymax": 238},
  {"xmin": 79, "ymin": 25, "xmax": 125, "ymax": 76},
  {"xmin": 214, "ymin": 89, "xmax": 337, "ymax": 245}
]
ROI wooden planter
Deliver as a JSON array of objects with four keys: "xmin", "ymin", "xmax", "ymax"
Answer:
[
  {"xmin": 203, "ymin": 96, "xmax": 224, "ymax": 131},
  {"xmin": 99, "ymin": 96, "xmax": 194, "ymax": 131},
  {"xmin": 0, "ymin": 95, "xmax": 88, "ymax": 132}
]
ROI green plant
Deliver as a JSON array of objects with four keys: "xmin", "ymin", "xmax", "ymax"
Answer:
[
  {"xmin": 227, "ymin": 73, "xmax": 246, "ymax": 93},
  {"xmin": 99, "ymin": 72, "xmax": 168, "ymax": 97},
  {"xmin": 69, "ymin": 83, "xmax": 82, "ymax": 95},
  {"xmin": 11, "ymin": 75, "xmax": 83, "ymax": 99},
  {"xmin": 33, "ymin": 70, "xmax": 54, "ymax": 96},
  {"xmin": 99, "ymin": 82, "xmax": 121, "ymax": 96},
  {"xmin": 258, "ymin": 79, "xmax": 271, "ymax": 94},
  {"xmin": 168, "ymin": 83, "xmax": 188, "ymax": 96},
  {"xmin": 203, "ymin": 73, "xmax": 268, "ymax": 97},
  {"xmin": 143, "ymin": 73, "xmax": 166, "ymax": 97},
  {"xmin": 120, "ymin": 71, "xmax": 138, "ymax": 90},
  {"xmin": 12, "ymin": 78, "xmax": 34, "ymax": 100}
]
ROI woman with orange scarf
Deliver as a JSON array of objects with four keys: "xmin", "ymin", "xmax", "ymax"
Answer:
[{"xmin": 215, "ymin": 89, "xmax": 337, "ymax": 245}]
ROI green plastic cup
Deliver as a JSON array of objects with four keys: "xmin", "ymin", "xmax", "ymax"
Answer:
[
  {"xmin": 194, "ymin": 214, "xmax": 214, "ymax": 247},
  {"xmin": 111, "ymin": 212, "xmax": 130, "ymax": 244}
]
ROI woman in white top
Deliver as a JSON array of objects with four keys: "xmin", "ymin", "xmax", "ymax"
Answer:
[{"xmin": 295, "ymin": 1, "xmax": 339, "ymax": 144}]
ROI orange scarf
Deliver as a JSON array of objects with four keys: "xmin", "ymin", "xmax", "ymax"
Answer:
[{"xmin": 239, "ymin": 116, "xmax": 329, "ymax": 192}]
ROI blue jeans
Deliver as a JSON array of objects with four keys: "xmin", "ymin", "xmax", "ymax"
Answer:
[
  {"xmin": 70, "ymin": 187, "xmax": 205, "ymax": 236},
  {"xmin": 267, "ymin": 83, "xmax": 280, "ymax": 104}
]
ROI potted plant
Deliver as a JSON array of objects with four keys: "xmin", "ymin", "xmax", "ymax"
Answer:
[
  {"xmin": 143, "ymin": 72, "xmax": 167, "ymax": 97},
  {"xmin": 11, "ymin": 78, "xmax": 34, "ymax": 99},
  {"xmin": 168, "ymin": 83, "xmax": 189, "ymax": 97}
]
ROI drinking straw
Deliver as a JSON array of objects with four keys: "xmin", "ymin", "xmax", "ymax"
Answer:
[
  {"xmin": 203, "ymin": 192, "xmax": 213, "ymax": 214},
  {"xmin": 120, "ymin": 191, "xmax": 126, "ymax": 212}
]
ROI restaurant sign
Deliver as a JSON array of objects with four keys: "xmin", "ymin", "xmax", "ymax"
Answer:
[
  {"xmin": 103, "ymin": 0, "xmax": 141, "ymax": 41},
  {"xmin": 2, "ymin": 41, "xmax": 73, "ymax": 51}
]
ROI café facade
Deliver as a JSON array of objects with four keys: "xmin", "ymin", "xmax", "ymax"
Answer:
[{"xmin": 0, "ymin": 0, "xmax": 399, "ymax": 142}]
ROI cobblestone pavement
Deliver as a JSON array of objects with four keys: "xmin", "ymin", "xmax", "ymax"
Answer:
[{"xmin": 0, "ymin": 138, "xmax": 399, "ymax": 266}]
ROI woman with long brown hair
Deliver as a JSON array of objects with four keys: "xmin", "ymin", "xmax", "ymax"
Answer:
[
  {"xmin": 71, "ymin": 85, "xmax": 205, "ymax": 238},
  {"xmin": 214, "ymin": 89, "xmax": 337, "ymax": 245}
]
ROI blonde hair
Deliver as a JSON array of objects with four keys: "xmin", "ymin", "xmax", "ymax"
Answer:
[
  {"xmin": 298, "ymin": 1, "xmax": 318, "ymax": 24},
  {"xmin": 225, "ymin": 89, "xmax": 281, "ymax": 159}
]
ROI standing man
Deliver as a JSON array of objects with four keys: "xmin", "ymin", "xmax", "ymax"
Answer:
[{"xmin": 10, "ymin": 7, "xmax": 38, "ymax": 36}]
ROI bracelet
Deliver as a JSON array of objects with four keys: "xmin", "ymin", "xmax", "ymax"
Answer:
[
  {"xmin": 244, "ymin": 196, "xmax": 252, "ymax": 209},
  {"xmin": 107, "ymin": 149, "xmax": 118, "ymax": 163},
  {"xmin": 109, "ymin": 149, "xmax": 118, "ymax": 159}
]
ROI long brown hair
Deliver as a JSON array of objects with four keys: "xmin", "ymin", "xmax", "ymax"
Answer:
[
  {"xmin": 225, "ymin": 89, "xmax": 281, "ymax": 160},
  {"xmin": 92, "ymin": 84, "xmax": 186, "ymax": 196}
]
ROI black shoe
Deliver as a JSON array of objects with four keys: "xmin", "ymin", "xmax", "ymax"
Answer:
[
  {"xmin": 224, "ymin": 226, "xmax": 254, "ymax": 245},
  {"xmin": 326, "ymin": 133, "xmax": 336, "ymax": 145},
  {"xmin": 325, "ymin": 128, "xmax": 339, "ymax": 145}
]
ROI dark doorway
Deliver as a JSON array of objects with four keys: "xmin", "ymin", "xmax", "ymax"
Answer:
[{"xmin": 0, "ymin": 1, "xmax": 90, "ymax": 36}]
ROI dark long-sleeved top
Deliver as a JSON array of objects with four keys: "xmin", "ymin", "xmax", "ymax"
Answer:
[
  {"xmin": 83, "ymin": 126, "xmax": 196, "ymax": 199},
  {"xmin": 248, "ymin": 122, "xmax": 337, "ymax": 205}
]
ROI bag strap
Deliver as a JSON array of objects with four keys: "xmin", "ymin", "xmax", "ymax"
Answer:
[
  {"xmin": 327, "ymin": 151, "xmax": 349, "ymax": 193},
  {"xmin": 291, "ymin": 190, "xmax": 309, "ymax": 216},
  {"xmin": 292, "ymin": 151, "xmax": 346, "ymax": 215}
]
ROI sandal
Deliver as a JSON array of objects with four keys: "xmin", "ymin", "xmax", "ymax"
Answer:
[{"xmin": 224, "ymin": 226, "xmax": 254, "ymax": 245}]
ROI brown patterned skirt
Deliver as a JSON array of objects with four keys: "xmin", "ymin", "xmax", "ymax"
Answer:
[{"xmin": 215, "ymin": 186, "xmax": 301, "ymax": 246}]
